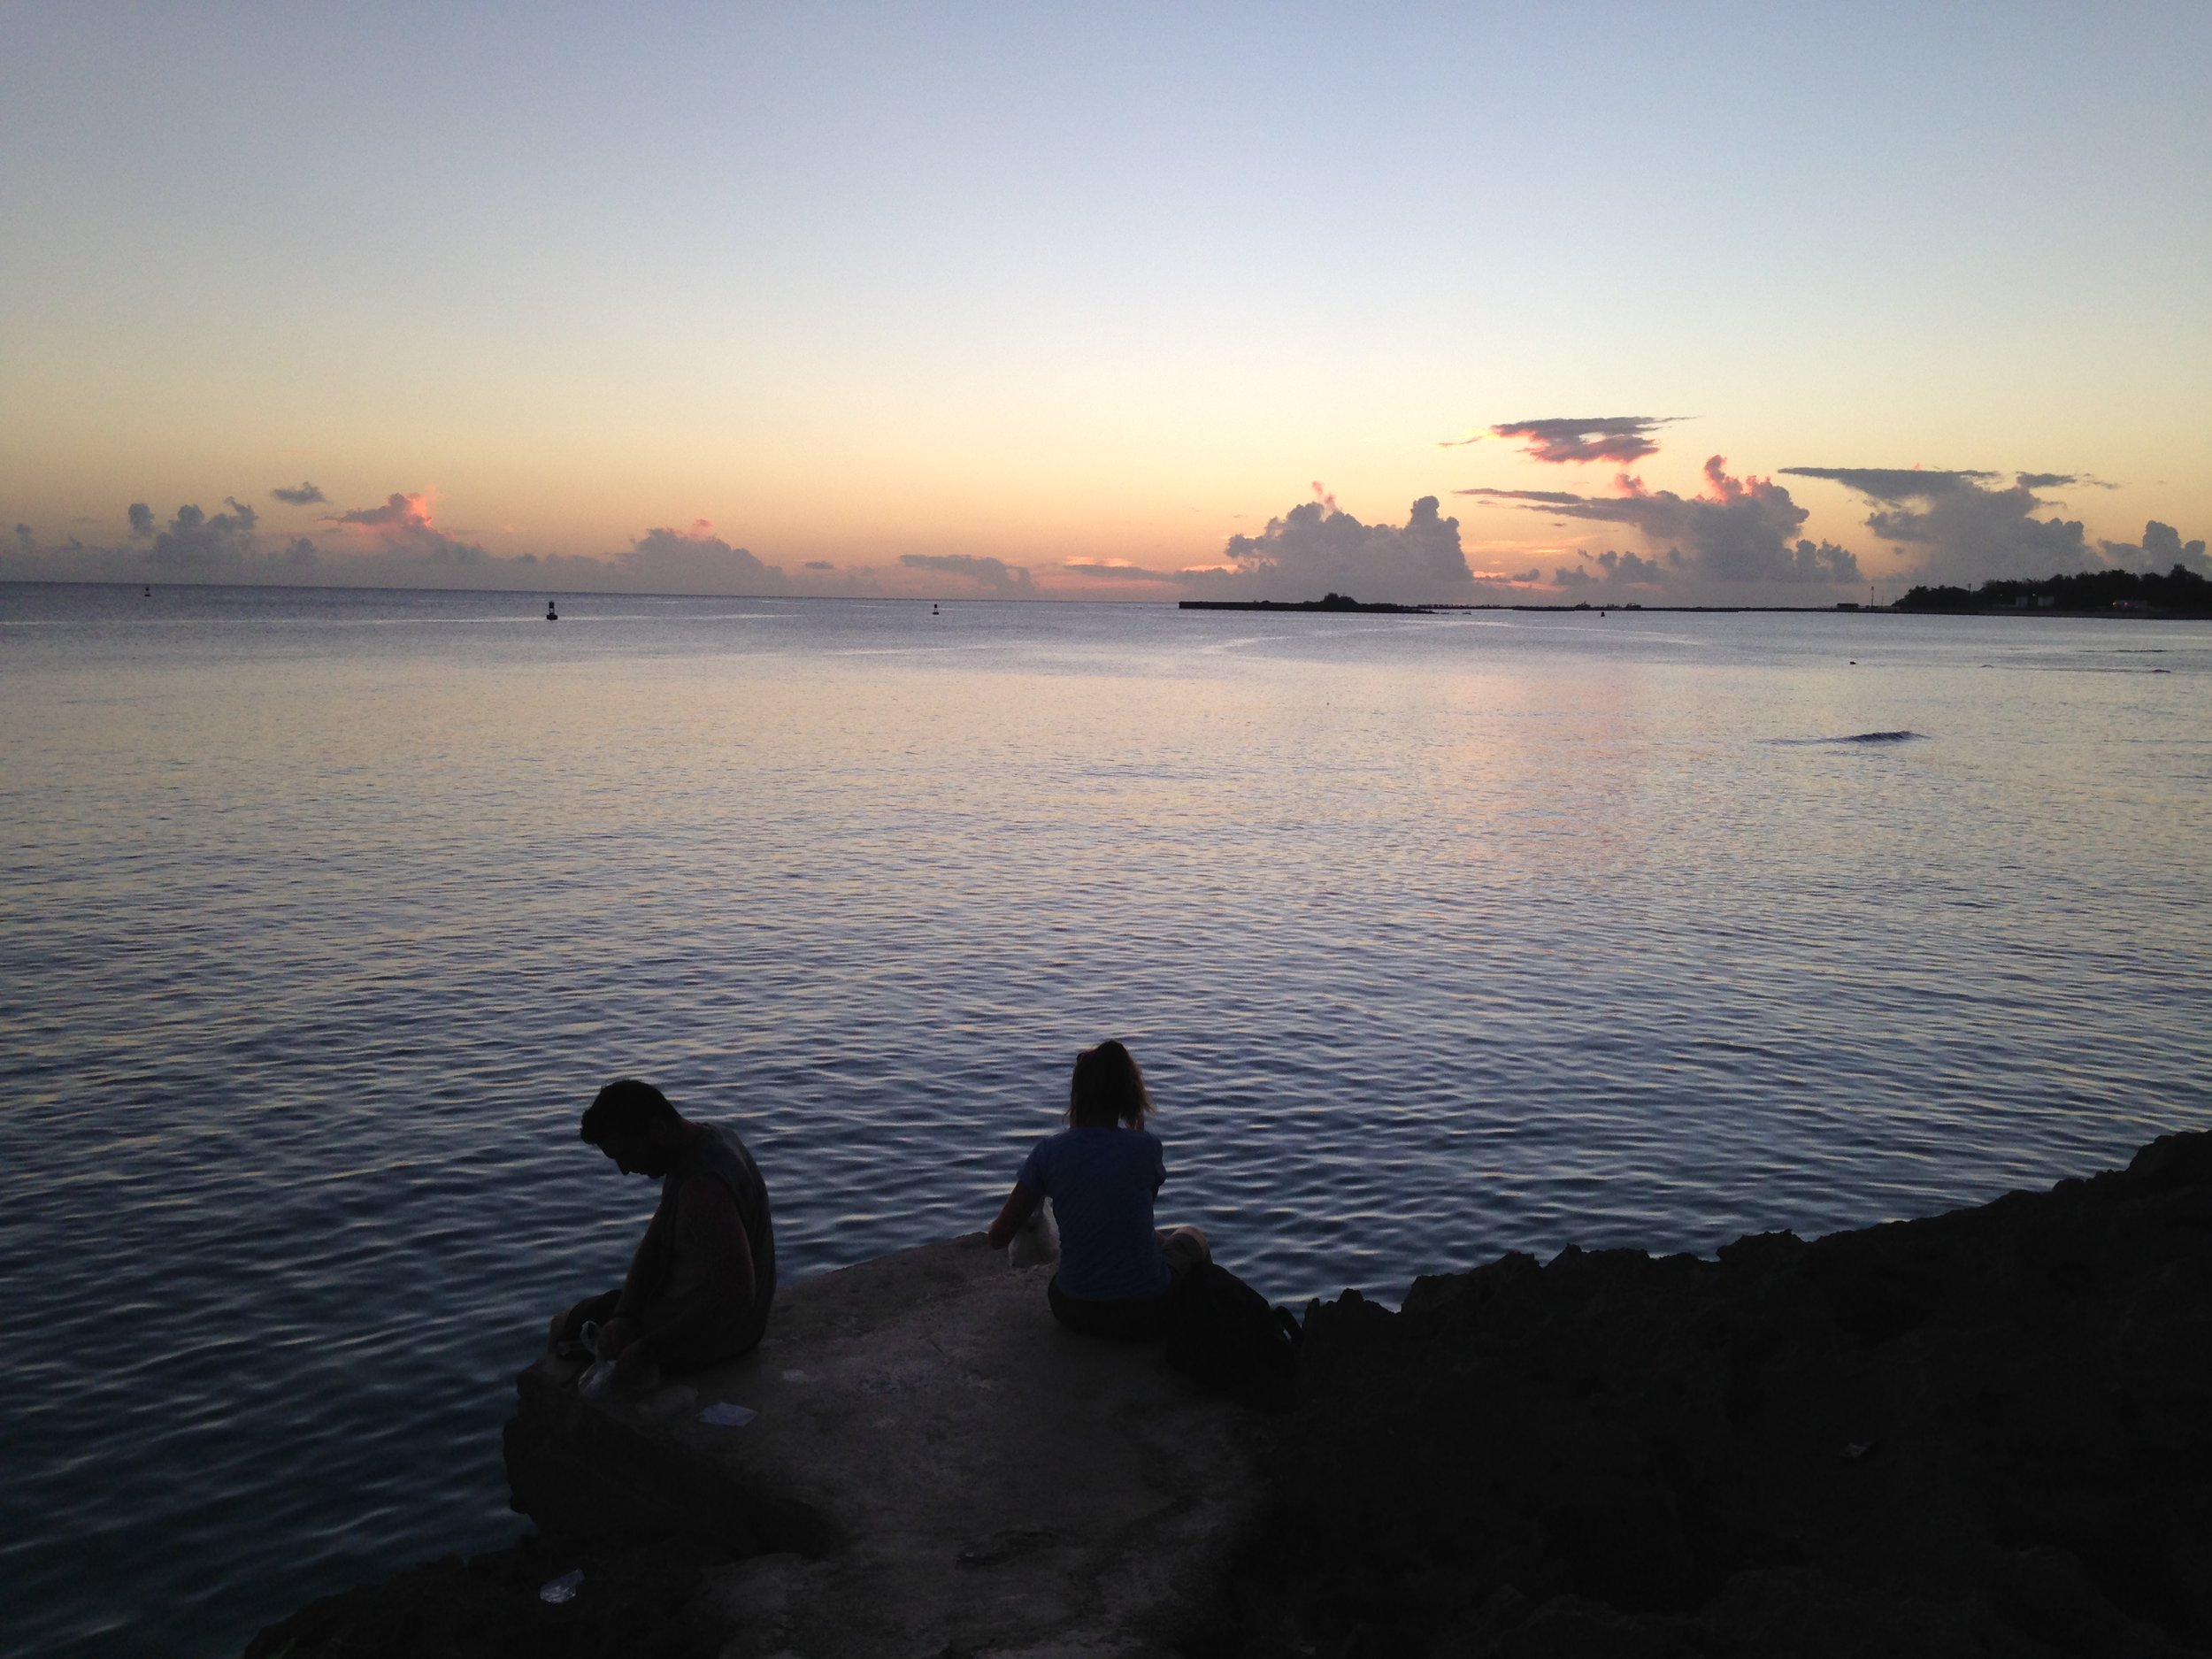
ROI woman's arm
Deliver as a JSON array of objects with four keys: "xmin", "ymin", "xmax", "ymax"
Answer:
[{"xmin": 987, "ymin": 1181, "xmax": 1041, "ymax": 1251}]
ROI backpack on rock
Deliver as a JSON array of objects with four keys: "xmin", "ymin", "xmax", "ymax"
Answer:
[{"xmin": 1164, "ymin": 1261, "xmax": 1302, "ymax": 1395}]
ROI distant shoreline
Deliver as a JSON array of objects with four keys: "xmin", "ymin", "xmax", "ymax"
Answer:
[{"xmin": 4, "ymin": 579, "xmax": 2207, "ymax": 618}]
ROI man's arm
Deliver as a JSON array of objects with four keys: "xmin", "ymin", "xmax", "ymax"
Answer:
[
  {"xmin": 614, "ymin": 1202, "xmax": 677, "ymax": 1322},
  {"xmin": 613, "ymin": 1175, "xmax": 756, "ymax": 1368},
  {"xmin": 595, "ymin": 1197, "xmax": 677, "ymax": 1361}
]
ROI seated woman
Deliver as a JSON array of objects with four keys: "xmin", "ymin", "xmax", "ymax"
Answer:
[{"xmin": 987, "ymin": 1040, "xmax": 1210, "ymax": 1340}]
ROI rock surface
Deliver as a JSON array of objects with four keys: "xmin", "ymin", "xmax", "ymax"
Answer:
[
  {"xmin": 253, "ymin": 1233, "xmax": 1261, "ymax": 1657},
  {"xmin": 1188, "ymin": 1130, "xmax": 2212, "ymax": 1657}
]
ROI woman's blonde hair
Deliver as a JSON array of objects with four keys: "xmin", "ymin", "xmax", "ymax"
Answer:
[{"xmin": 1067, "ymin": 1040, "xmax": 1154, "ymax": 1129}]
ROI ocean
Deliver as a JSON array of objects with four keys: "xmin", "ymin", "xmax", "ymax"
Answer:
[{"xmin": 3, "ymin": 580, "xmax": 2207, "ymax": 1656}]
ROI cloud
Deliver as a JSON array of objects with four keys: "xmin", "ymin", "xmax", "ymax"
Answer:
[
  {"xmin": 1188, "ymin": 495, "xmax": 1474, "ymax": 602},
  {"xmin": 2102, "ymin": 520, "xmax": 2210, "ymax": 577},
  {"xmin": 327, "ymin": 490, "xmax": 486, "ymax": 563},
  {"xmin": 13, "ymin": 523, "xmax": 32, "ymax": 554},
  {"xmin": 1552, "ymin": 549, "xmax": 1672, "ymax": 590},
  {"xmin": 1062, "ymin": 559, "xmax": 1181, "ymax": 585},
  {"xmin": 152, "ymin": 499, "xmax": 261, "ymax": 566},
  {"xmin": 1777, "ymin": 466, "xmax": 2000, "ymax": 501},
  {"xmin": 1455, "ymin": 415, "xmax": 1690, "ymax": 465},
  {"xmin": 271, "ymin": 482, "xmax": 326, "ymax": 506},
  {"xmin": 621, "ymin": 519, "xmax": 786, "ymax": 593},
  {"xmin": 16, "ymin": 493, "xmax": 821, "ymax": 594},
  {"xmin": 331, "ymin": 492, "xmax": 426, "ymax": 530},
  {"xmin": 803, "ymin": 559, "xmax": 836, "ymax": 571},
  {"xmin": 1463, "ymin": 457, "xmax": 1861, "ymax": 587},
  {"xmin": 1782, "ymin": 467, "xmax": 2097, "ymax": 583},
  {"xmin": 898, "ymin": 552, "xmax": 1036, "ymax": 596}
]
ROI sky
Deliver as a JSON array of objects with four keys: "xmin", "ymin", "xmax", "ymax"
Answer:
[{"xmin": 3, "ymin": 2, "xmax": 2207, "ymax": 603}]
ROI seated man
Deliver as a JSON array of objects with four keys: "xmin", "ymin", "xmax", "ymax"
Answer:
[{"xmin": 550, "ymin": 1079, "xmax": 776, "ymax": 1380}]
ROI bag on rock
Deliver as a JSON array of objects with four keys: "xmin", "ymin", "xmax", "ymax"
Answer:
[{"xmin": 1164, "ymin": 1262, "xmax": 1300, "ymax": 1394}]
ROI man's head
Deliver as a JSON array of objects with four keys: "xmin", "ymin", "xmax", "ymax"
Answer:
[{"xmin": 580, "ymin": 1079, "xmax": 688, "ymax": 1176}]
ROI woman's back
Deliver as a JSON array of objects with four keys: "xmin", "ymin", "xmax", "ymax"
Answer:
[{"xmin": 1017, "ymin": 1126, "xmax": 1171, "ymax": 1302}]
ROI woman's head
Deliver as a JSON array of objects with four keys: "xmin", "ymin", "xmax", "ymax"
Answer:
[{"xmin": 1068, "ymin": 1040, "xmax": 1154, "ymax": 1129}]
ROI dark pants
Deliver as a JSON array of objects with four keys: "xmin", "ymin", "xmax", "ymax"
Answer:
[
  {"xmin": 1044, "ymin": 1225, "xmax": 1212, "ymax": 1342},
  {"xmin": 1048, "ymin": 1276, "xmax": 1175, "ymax": 1340}
]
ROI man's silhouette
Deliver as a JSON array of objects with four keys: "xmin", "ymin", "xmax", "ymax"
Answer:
[{"xmin": 550, "ymin": 1079, "xmax": 775, "ymax": 1380}]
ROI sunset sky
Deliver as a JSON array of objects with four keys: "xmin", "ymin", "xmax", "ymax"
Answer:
[{"xmin": 4, "ymin": 3, "xmax": 2206, "ymax": 602}]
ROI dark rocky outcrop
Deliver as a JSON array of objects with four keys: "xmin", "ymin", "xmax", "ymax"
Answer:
[
  {"xmin": 1179, "ymin": 593, "xmax": 1435, "ymax": 613},
  {"xmin": 242, "ymin": 1532, "xmax": 729, "ymax": 1659},
  {"xmin": 1186, "ymin": 1131, "xmax": 2212, "ymax": 1657}
]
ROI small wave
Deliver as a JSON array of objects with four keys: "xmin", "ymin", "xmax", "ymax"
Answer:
[{"xmin": 1770, "ymin": 730, "xmax": 1927, "ymax": 747}]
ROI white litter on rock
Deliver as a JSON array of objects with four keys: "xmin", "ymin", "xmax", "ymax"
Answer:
[{"xmin": 578, "ymin": 1359, "xmax": 618, "ymax": 1400}]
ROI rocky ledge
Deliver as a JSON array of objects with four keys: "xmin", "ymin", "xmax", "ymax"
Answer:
[
  {"xmin": 250, "ymin": 1235, "xmax": 1263, "ymax": 1658},
  {"xmin": 249, "ymin": 1131, "xmax": 2211, "ymax": 1657},
  {"xmin": 1194, "ymin": 1129, "xmax": 2212, "ymax": 1657}
]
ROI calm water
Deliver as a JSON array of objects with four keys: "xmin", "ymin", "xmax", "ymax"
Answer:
[{"xmin": 4, "ymin": 582, "xmax": 2208, "ymax": 1655}]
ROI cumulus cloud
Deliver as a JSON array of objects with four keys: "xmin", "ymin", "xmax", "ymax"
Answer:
[
  {"xmin": 1463, "ymin": 457, "xmax": 1861, "ymax": 588},
  {"xmin": 1780, "ymin": 466, "xmax": 2101, "ymax": 584},
  {"xmin": 1553, "ymin": 549, "xmax": 1671, "ymax": 589},
  {"xmin": 2102, "ymin": 520, "xmax": 2210, "ymax": 577},
  {"xmin": 271, "ymin": 481, "xmax": 326, "ymax": 506},
  {"xmin": 803, "ymin": 559, "xmax": 836, "ymax": 571},
  {"xmin": 152, "ymin": 499, "xmax": 261, "ymax": 566},
  {"xmin": 1187, "ymin": 495, "xmax": 1473, "ymax": 603},
  {"xmin": 327, "ymin": 491, "xmax": 487, "ymax": 563},
  {"xmin": 6, "ymin": 499, "xmax": 318, "ymax": 580},
  {"xmin": 331, "ymin": 494, "xmax": 415, "ymax": 528},
  {"xmin": 899, "ymin": 552, "xmax": 1036, "ymax": 596},
  {"xmin": 621, "ymin": 519, "xmax": 786, "ymax": 593},
  {"xmin": 1448, "ymin": 415, "xmax": 1690, "ymax": 465},
  {"xmin": 19, "ymin": 485, "xmax": 830, "ymax": 595}
]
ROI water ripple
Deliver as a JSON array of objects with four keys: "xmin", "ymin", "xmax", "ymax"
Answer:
[{"xmin": 2, "ymin": 587, "xmax": 2208, "ymax": 1655}]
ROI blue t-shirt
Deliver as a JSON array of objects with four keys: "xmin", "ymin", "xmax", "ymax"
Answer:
[{"xmin": 1017, "ymin": 1126, "xmax": 1172, "ymax": 1302}]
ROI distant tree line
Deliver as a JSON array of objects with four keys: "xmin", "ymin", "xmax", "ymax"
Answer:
[{"xmin": 1897, "ymin": 565, "xmax": 2211, "ymax": 616}]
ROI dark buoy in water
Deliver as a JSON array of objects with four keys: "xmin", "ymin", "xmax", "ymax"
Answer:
[
  {"xmin": 932, "ymin": 602, "xmax": 940, "ymax": 615},
  {"xmin": 142, "ymin": 585, "xmax": 152, "ymax": 598},
  {"xmin": 546, "ymin": 599, "xmax": 559, "ymax": 621}
]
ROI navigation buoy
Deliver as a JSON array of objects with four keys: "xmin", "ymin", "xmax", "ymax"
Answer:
[{"xmin": 546, "ymin": 600, "xmax": 559, "ymax": 621}]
